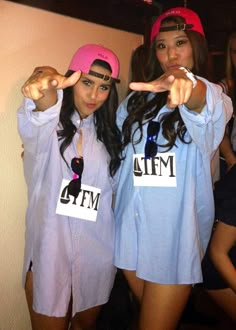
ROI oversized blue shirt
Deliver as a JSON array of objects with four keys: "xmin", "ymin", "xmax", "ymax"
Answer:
[{"xmin": 114, "ymin": 78, "xmax": 233, "ymax": 284}]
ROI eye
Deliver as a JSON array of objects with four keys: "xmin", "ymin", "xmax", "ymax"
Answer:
[
  {"xmin": 99, "ymin": 85, "xmax": 110, "ymax": 91},
  {"xmin": 81, "ymin": 79, "xmax": 91, "ymax": 86},
  {"xmin": 156, "ymin": 42, "xmax": 166, "ymax": 50},
  {"xmin": 176, "ymin": 39, "xmax": 188, "ymax": 47}
]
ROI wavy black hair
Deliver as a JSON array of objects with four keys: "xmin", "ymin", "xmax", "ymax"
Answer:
[
  {"xmin": 122, "ymin": 16, "xmax": 209, "ymax": 152},
  {"xmin": 57, "ymin": 59, "xmax": 122, "ymax": 176}
]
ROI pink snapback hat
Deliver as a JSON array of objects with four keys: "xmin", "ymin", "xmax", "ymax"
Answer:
[
  {"xmin": 68, "ymin": 44, "xmax": 120, "ymax": 82},
  {"xmin": 150, "ymin": 7, "xmax": 205, "ymax": 42}
]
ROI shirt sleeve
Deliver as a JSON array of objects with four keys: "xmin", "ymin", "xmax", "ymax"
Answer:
[
  {"xmin": 218, "ymin": 78, "xmax": 228, "ymax": 94},
  {"xmin": 179, "ymin": 78, "xmax": 233, "ymax": 157},
  {"xmin": 17, "ymin": 90, "xmax": 63, "ymax": 159}
]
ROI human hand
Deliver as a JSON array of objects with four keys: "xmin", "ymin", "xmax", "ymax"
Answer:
[
  {"xmin": 129, "ymin": 68, "xmax": 195, "ymax": 108},
  {"xmin": 21, "ymin": 66, "xmax": 81, "ymax": 101}
]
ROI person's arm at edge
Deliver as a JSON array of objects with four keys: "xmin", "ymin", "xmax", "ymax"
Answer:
[
  {"xmin": 219, "ymin": 132, "xmax": 236, "ymax": 170},
  {"xmin": 209, "ymin": 221, "xmax": 236, "ymax": 293}
]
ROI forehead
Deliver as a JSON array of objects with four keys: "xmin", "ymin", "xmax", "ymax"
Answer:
[{"xmin": 155, "ymin": 27, "xmax": 188, "ymax": 41}]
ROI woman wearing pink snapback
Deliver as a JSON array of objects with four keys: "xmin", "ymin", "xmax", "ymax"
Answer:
[{"xmin": 18, "ymin": 44, "xmax": 122, "ymax": 329}]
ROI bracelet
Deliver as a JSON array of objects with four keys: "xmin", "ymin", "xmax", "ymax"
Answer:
[{"xmin": 178, "ymin": 67, "xmax": 197, "ymax": 88}]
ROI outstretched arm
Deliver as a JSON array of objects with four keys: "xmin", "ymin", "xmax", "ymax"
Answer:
[
  {"xmin": 129, "ymin": 67, "xmax": 206, "ymax": 113},
  {"xmin": 21, "ymin": 66, "xmax": 81, "ymax": 111},
  {"xmin": 209, "ymin": 221, "xmax": 236, "ymax": 293}
]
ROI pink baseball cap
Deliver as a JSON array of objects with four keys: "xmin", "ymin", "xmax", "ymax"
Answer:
[
  {"xmin": 68, "ymin": 44, "xmax": 120, "ymax": 82},
  {"xmin": 150, "ymin": 7, "xmax": 205, "ymax": 42}
]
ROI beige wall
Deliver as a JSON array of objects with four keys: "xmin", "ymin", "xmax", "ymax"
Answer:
[{"xmin": 0, "ymin": 1, "xmax": 142, "ymax": 328}]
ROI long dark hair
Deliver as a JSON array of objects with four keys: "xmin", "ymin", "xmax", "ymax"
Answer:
[
  {"xmin": 126, "ymin": 44, "xmax": 149, "ymax": 95},
  {"xmin": 57, "ymin": 59, "xmax": 122, "ymax": 176},
  {"xmin": 122, "ymin": 16, "xmax": 209, "ymax": 151}
]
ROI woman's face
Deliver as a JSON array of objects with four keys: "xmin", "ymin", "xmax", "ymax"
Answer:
[
  {"xmin": 230, "ymin": 37, "xmax": 236, "ymax": 69},
  {"xmin": 73, "ymin": 64, "xmax": 112, "ymax": 118},
  {"xmin": 154, "ymin": 24, "xmax": 194, "ymax": 72}
]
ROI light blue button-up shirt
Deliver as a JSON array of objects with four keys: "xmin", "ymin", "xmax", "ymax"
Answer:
[{"xmin": 114, "ymin": 78, "xmax": 233, "ymax": 284}]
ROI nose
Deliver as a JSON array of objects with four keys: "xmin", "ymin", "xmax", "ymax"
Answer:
[
  {"xmin": 167, "ymin": 46, "xmax": 177, "ymax": 60},
  {"xmin": 90, "ymin": 86, "xmax": 98, "ymax": 100}
]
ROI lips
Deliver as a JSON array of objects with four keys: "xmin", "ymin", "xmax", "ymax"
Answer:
[
  {"xmin": 167, "ymin": 64, "xmax": 180, "ymax": 69},
  {"xmin": 86, "ymin": 103, "xmax": 97, "ymax": 109}
]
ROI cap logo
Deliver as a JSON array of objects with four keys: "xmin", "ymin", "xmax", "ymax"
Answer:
[
  {"xmin": 167, "ymin": 9, "xmax": 181, "ymax": 16},
  {"xmin": 98, "ymin": 52, "xmax": 108, "ymax": 60}
]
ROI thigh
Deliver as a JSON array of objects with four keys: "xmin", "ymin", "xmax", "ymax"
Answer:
[
  {"xmin": 123, "ymin": 269, "xmax": 144, "ymax": 302},
  {"xmin": 139, "ymin": 281, "xmax": 192, "ymax": 330},
  {"xmin": 71, "ymin": 305, "xmax": 102, "ymax": 330},
  {"xmin": 25, "ymin": 271, "xmax": 71, "ymax": 330}
]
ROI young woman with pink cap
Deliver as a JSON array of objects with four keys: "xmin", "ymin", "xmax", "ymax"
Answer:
[
  {"xmin": 114, "ymin": 7, "xmax": 233, "ymax": 329},
  {"xmin": 18, "ymin": 44, "xmax": 122, "ymax": 329}
]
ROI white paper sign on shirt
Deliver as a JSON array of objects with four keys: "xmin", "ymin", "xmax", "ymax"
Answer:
[
  {"xmin": 56, "ymin": 179, "xmax": 101, "ymax": 221},
  {"xmin": 133, "ymin": 153, "xmax": 176, "ymax": 186}
]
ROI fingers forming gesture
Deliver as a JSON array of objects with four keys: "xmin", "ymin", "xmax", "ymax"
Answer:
[
  {"xmin": 21, "ymin": 66, "xmax": 81, "ymax": 100},
  {"xmin": 129, "ymin": 68, "xmax": 195, "ymax": 109}
]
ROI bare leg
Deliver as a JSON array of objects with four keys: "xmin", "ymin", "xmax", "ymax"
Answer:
[
  {"xmin": 71, "ymin": 305, "xmax": 102, "ymax": 330},
  {"xmin": 139, "ymin": 282, "xmax": 191, "ymax": 330},
  {"xmin": 123, "ymin": 270, "xmax": 191, "ymax": 330},
  {"xmin": 25, "ymin": 271, "xmax": 71, "ymax": 330},
  {"xmin": 207, "ymin": 288, "xmax": 236, "ymax": 322},
  {"xmin": 123, "ymin": 269, "xmax": 144, "ymax": 302},
  {"xmin": 120, "ymin": 270, "xmax": 143, "ymax": 329}
]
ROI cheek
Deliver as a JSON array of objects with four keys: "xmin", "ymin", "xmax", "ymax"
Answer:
[
  {"xmin": 186, "ymin": 47, "xmax": 193, "ymax": 59},
  {"xmin": 155, "ymin": 51, "xmax": 167, "ymax": 71},
  {"xmin": 73, "ymin": 87, "xmax": 84, "ymax": 108},
  {"xmin": 73, "ymin": 85, "xmax": 83, "ymax": 98},
  {"xmin": 98, "ymin": 91, "xmax": 110, "ymax": 103},
  {"xmin": 155, "ymin": 49, "xmax": 165, "ymax": 63},
  {"xmin": 182, "ymin": 48, "xmax": 194, "ymax": 67}
]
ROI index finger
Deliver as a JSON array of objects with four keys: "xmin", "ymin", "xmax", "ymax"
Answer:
[
  {"xmin": 56, "ymin": 70, "xmax": 81, "ymax": 90},
  {"xmin": 129, "ymin": 75, "xmax": 175, "ymax": 93}
]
